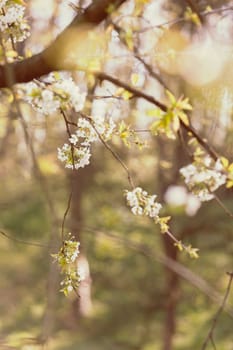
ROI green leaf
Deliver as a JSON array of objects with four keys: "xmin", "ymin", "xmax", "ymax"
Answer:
[
  {"xmin": 187, "ymin": 245, "xmax": 199, "ymax": 259},
  {"xmin": 157, "ymin": 216, "xmax": 171, "ymax": 233}
]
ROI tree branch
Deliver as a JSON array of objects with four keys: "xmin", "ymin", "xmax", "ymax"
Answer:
[
  {"xmin": 97, "ymin": 72, "xmax": 219, "ymax": 160},
  {"xmin": 0, "ymin": 0, "xmax": 218, "ymax": 162},
  {"xmin": 84, "ymin": 226, "xmax": 233, "ymax": 317},
  {"xmin": 0, "ymin": 0, "xmax": 126, "ymax": 87}
]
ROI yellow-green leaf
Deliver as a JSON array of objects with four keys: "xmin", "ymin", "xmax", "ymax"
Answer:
[
  {"xmin": 122, "ymin": 90, "xmax": 133, "ymax": 100},
  {"xmin": 221, "ymin": 157, "xmax": 229, "ymax": 168},
  {"xmin": 166, "ymin": 90, "xmax": 176, "ymax": 105},
  {"xmin": 228, "ymin": 163, "xmax": 233, "ymax": 173},
  {"xmin": 146, "ymin": 108, "xmax": 162, "ymax": 117},
  {"xmin": 178, "ymin": 112, "xmax": 189, "ymax": 125},
  {"xmin": 178, "ymin": 97, "xmax": 192, "ymax": 111},
  {"xmin": 6, "ymin": 50, "xmax": 18, "ymax": 58},
  {"xmin": 226, "ymin": 180, "xmax": 233, "ymax": 188},
  {"xmin": 131, "ymin": 73, "xmax": 139, "ymax": 86},
  {"xmin": 174, "ymin": 241, "xmax": 183, "ymax": 252},
  {"xmin": 124, "ymin": 29, "xmax": 134, "ymax": 51}
]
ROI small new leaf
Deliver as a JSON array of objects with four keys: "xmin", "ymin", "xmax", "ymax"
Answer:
[
  {"xmin": 174, "ymin": 241, "xmax": 184, "ymax": 252},
  {"xmin": 186, "ymin": 245, "xmax": 199, "ymax": 259},
  {"xmin": 131, "ymin": 73, "xmax": 139, "ymax": 86},
  {"xmin": 156, "ymin": 216, "xmax": 171, "ymax": 233}
]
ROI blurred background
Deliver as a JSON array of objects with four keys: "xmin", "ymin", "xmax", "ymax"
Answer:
[{"xmin": 0, "ymin": 0, "xmax": 233, "ymax": 349}]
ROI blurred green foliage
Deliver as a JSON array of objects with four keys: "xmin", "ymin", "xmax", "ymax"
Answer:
[{"xmin": 0, "ymin": 149, "xmax": 232, "ymax": 349}]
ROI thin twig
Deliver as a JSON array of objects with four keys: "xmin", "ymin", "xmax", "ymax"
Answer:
[
  {"xmin": 60, "ymin": 109, "xmax": 72, "ymax": 137},
  {"xmin": 201, "ymin": 272, "xmax": 233, "ymax": 350},
  {"xmin": 97, "ymin": 71, "xmax": 167, "ymax": 110},
  {"xmin": 134, "ymin": 54, "xmax": 169, "ymax": 90},
  {"xmin": 81, "ymin": 113, "xmax": 135, "ymax": 189},
  {"xmin": 60, "ymin": 109, "xmax": 82, "ymax": 244},
  {"xmin": 179, "ymin": 120, "xmax": 218, "ymax": 161},
  {"xmin": 136, "ymin": 5, "xmax": 233, "ymax": 33},
  {"xmin": 83, "ymin": 225, "xmax": 233, "ymax": 316},
  {"xmin": 0, "ymin": 229, "xmax": 51, "ymax": 248},
  {"xmin": 61, "ymin": 191, "xmax": 73, "ymax": 243},
  {"xmin": 213, "ymin": 194, "xmax": 233, "ymax": 218},
  {"xmin": 97, "ymin": 72, "xmax": 219, "ymax": 161},
  {"xmin": 110, "ymin": 20, "xmax": 169, "ymax": 90}
]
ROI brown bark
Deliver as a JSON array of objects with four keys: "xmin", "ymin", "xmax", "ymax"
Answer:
[{"xmin": 156, "ymin": 137, "xmax": 180, "ymax": 350}]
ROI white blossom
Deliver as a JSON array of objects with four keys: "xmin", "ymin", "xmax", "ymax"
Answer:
[
  {"xmin": 0, "ymin": 3, "xmax": 30, "ymax": 42},
  {"xmin": 24, "ymin": 82, "xmax": 60, "ymax": 114},
  {"xmin": 102, "ymin": 116, "xmax": 116, "ymax": 140},
  {"xmin": 52, "ymin": 237, "xmax": 81, "ymax": 295},
  {"xmin": 57, "ymin": 143, "xmax": 91, "ymax": 170},
  {"xmin": 3, "ymin": 4, "xmax": 24, "ymax": 24},
  {"xmin": 69, "ymin": 134, "xmax": 79, "ymax": 145},
  {"xmin": 38, "ymin": 90, "xmax": 60, "ymax": 114},
  {"xmin": 53, "ymin": 78, "xmax": 86, "ymax": 112},
  {"xmin": 23, "ymin": 77, "xmax": 86, "ymax": 115},
  {"xmin": 67, "ymin": 285, "xmax": 73, "ymax": 292},
  {"xmin": 0, "ymin": 1, "xmax": 7, "ymax": 9},
  {"xmin": 24, "ymin": 79, "xmax": 115, "ymax": 171},
  {"xmin": 180, "ymin": 157, "xmax": 227, "ymax": 202},
  {"xmin": 125, "ymin": 187, "xmax": 162, "ymax": 218},
  {"xmin": 92, "ymin": 115, "xmax": 116, "ymax": 140},
  {"xmin": 76, "ymin": 118, "xmax": 98, "ymax": 145}
]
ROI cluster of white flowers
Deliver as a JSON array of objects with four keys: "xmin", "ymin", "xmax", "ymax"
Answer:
[
  {"xmin": 58, "ymin": 115, "xmax": 116, "ymax": 170},
  {"xmin": 180, "ymin": 156, "xmax": 227, "ymax": 201},
  {"xmin": 60, "ymin": 272, "xmax": 80, "ymax": 294},
  {"xmin": 24, "ymin": 82, "xmax": 60, "ymax": 114},
  {"xmin": 92, "ymin": 115, "xmax": 116, "ymax": 141},
  {"xmin": 125, "ymin": 187, "xmax": 162, "ymax": 218},
  {"xmin": 0, "ymin": 1, "xmax": 30, "ymax": 43},
  {"xmin": 0, "ymin": 0, "xmax": 7, "ymax": 7},
  {"xmin": 73, "ymin": 117, "xmax": 98, "ymax": 145},
  {"xmin": 62, "ymin": 239, "xmax": 80, "ymax": 264},
  {"xmin": 57, "ymin": 143, "xmax": 91, "ymax": 170},
  {"xmin": 23, "ymin": 78, "xmax": 86, "ymax": 115},
  {"xmin": 52, "ymin": 236, "xmax": 81, "ymax": 295},
  {"xmin": 53, "ymin": 78, "xmax": 86, "ymax": 112}
]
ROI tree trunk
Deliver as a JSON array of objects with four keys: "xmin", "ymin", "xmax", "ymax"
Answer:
[
  {"xmin": 162, "ymin": 234, "xmax": 179, "ymax": 350},
  {"xmin": 69, "ymin": 169, "xmax": 92, "ymax": 318},
  {"xmin": 156, "ymin": 137, "xmax": 181, "ymax": 350}
]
